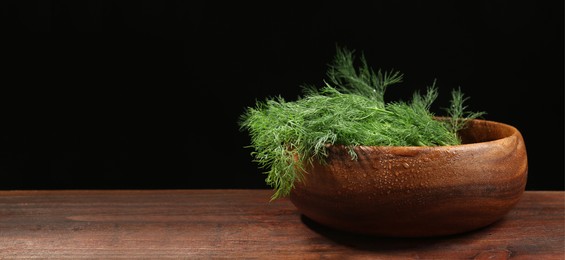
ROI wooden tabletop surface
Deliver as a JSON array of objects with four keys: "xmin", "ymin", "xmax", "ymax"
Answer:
[{"xmin": 0, "ymin": 190, "xmax": 563, "ymax": 259}]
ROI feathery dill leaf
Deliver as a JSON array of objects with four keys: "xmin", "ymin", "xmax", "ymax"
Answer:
[
  {"xmin": 444, "ymin": 87, "xmax": 487, "ymax": 140},
  {"xmin": 239, "ymin": 46, "xmax": 485, "ymax": 200},
  {"xmin": 327, "ymin": 47, "xmax": 403, "ymax": 106}
]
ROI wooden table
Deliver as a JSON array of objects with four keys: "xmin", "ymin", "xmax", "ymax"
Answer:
[{"xmin": 0, "ymin": 190, "xmax": 563, "ymax": 259}]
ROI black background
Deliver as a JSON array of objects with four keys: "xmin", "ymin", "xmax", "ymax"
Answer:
[{"xmin": 1, "ymin": 1, "xmax": 563, "ymax": 190}]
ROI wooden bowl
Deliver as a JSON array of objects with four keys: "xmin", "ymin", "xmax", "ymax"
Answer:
[{"xmin": 289, "ymin": 119, "xmax": 528, "ymax": 237}]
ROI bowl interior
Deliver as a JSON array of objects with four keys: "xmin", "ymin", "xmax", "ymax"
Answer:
[{"xmin": 458, "ymin": 118, "xmax": 519, "ymax": 144}]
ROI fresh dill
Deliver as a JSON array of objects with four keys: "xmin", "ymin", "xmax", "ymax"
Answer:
[{"xmin": 239, "ymin": 46, "xmax": 485, "ymax": 200}]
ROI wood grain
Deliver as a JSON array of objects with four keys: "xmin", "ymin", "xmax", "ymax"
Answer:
[{"xmin": 0, "ymin": 190, "xmax": 562, "ymax": 259}]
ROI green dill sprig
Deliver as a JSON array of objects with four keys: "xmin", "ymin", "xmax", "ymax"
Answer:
[
  {"xmin": 326, "ymin": 46, "xmax": 403, "ymax": 106},
  {"xmin": 445, "ymin": 87, "xmax": 487, "ymax": 139},
  {"xmin": 239, "ymin": 46, "xmax": 485, "ymax": 200}
]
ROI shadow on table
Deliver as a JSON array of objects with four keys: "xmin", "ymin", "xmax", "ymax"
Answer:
[{"xmin": 300, "ymin": 214, "xmax": 499, "ymax": 252}]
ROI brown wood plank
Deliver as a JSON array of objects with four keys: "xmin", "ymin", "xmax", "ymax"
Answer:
[{"xmin": 0, "ymin": 190, "xmax": 562, "ymax": 259}]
